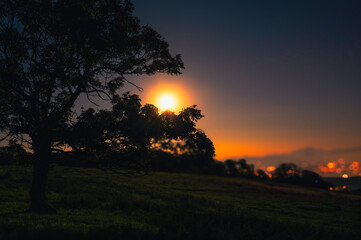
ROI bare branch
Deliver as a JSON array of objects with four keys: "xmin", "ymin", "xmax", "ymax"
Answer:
[
  {"xmin": 86, "ymin": 92, "xmax": 99, "ymax": 106},
  {"xmin": 121, "ymin": 75, "xmax": 144, "ymax": 92},
  {"xmin": 85, "ymin": 88, "xmax": 112, "ymax": 101},
  {"xmin": 0, "ymin": 132, "xmax": 11, "ymax": 142}
]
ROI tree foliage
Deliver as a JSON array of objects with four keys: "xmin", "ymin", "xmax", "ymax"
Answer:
[
  {"xmin": 65, "ymin": 93, "xmax": 215, "ymax": 163},
  {"xmin": 0, "ymin": 0, "xmax": 183, "ymax": 213},
  {"xmin": 224, "ymin": 159, "xmax": 254, "ymax": 178},
  {"xmin": 0, "ymin": 0, "xmax": 183, "ymax": 144}
]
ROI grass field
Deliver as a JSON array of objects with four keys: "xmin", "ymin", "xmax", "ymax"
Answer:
[{"xmin": 1, "ymin": 165, "xmax": 361, "ymax": 239}]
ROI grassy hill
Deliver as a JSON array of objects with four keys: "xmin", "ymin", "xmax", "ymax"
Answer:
[{"xmin": 1, "ymin": 165, "xmax": 361, "ymax": 240}]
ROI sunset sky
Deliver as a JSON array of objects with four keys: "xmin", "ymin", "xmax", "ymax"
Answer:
[
  {"xmin": 0, "ymin": 1, "xmax": 359, "ymax": 176},
  {"xmin": 126, "ymin": 0, "xmax": 361, "ymax": 164}
]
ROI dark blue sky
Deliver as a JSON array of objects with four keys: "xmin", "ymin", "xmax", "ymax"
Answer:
[{"xmin": 132, "ymin": 0, "xmax": 361, "ymax": 159}]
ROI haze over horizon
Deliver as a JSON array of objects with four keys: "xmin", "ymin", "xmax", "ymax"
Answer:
[{"xmin": 130, "ymin": 0, "xmax": 361, "ymax": 167}]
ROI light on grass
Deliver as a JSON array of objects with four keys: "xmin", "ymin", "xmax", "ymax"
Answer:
[{"xmin": 158, "ymin": 94, "xmax": 177, "ymax": 112}]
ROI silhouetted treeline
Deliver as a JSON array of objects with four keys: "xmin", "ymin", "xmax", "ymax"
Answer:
[
  {"xmin": 0, "ymin": 93, "xmax": 332, "ymax": 189},
  {"xmin": 217, "ymin": 160, "xmax": 333, "ymax": 189},
  {"xmin": 273, "ymin": 163, "xmax": 333, "ymax": 189},
  {"xmin": 1, "ymin": 143, "xmax": 333, "ymax": 190},
  {"xmin": 51, "ymin": 93, "xmax": 214, "ymax": 172},
  {"xmin": 51, "ymin": 149, "xmax": 216, "ymax": 174},
  {"xmin": 0, "ymin": 143, "xmax": 33, "ymax": 166}
]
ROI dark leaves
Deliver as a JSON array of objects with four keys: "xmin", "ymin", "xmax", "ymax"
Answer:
[{"xmin": 0, "ymin": 0, "xmax": 184, "ymax": 145}]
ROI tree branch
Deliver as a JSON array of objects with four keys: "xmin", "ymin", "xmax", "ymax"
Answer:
[{"xmin": 0, "ymin": 132, "xmax": 11, "ymax": 142}]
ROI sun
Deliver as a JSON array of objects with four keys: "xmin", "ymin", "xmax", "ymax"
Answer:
[
  {"xmin": 143, "ymin": 80, "xmax": 193, "ymax": 113},
  {"xmin": 157, "ymin": 94, "xmax": 177, "ymax": 112}
]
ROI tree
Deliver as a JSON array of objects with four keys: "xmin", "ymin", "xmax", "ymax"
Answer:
[
  {"xmin": 273, "ymin": 163, "xmax": 300, "ymax": 181},
  {"xmin": 0, "ymin": 142, "xmax": 32, "ymax": 165},
  {"xmin": 66, "ymin": 93, "xmax": 215, "ymax": 170},
  {"xmin": 224, "ymin": 160, "xmax": 238, "ymax": 177},
  {"xmin": 0, "ymin": 0, "xmax": 183, "ymax": 213},
  {"xmin": 61, "ymin": 92, "xmax": 215, "ymax": 174},
  {"xmin": 256, "ymin": 169, "xmax": 268, "ymax": 180},
  {"xmin": 237, "ymin": 159, "xmax": 254, "ymax": 178},
  {"xmin": 300, "ymin": 170, "xmax": 334, "ymax": 189}
]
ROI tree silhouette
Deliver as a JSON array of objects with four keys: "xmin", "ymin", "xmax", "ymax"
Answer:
[
  {"xmin": 224, "ymin": 160, "xmax": 239, "ymax": 177},
  {"xmin": 256, "ymin": 169, "xmax": 268, "ymax": 180},
  {"xmin": 0, "ymin": 142, "xmax": 32, "ymax": 165},
  {"xmin": 237, "ymin": 159, "xmax": 254, "ymax": 178},
  {"xmin": 0, "ymin": 0, "xmax": 183, "ymax": 213},
  {"xmin": 273, "ymin": 163, "xmax": 300, "ymax": 180},
  {"xmin": 66, "ymin": 94, "xmax": 214, "ymax": 170}
]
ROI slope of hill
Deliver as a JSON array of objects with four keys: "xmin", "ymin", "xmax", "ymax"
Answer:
[
  {"xmin": 325, "ymin": 176, "xmax": 361, "ymax": 191},
  {"xmin": 1, "ymin": 165, "xmax": 361, "ymax": 239}
]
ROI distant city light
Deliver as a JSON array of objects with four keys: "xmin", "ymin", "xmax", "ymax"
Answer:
[
  {"xmin": 266, "ymin": 166, "xmax": 275, "ymax": 172},
  {"xmin": 337, "ymin": 158, "xmax": 345, "ymax": 164},
  {"xmin": 327, "ymin": 162, "xmax": 335, "ymax": 169},
  {"xmin": 342, "ymin": 174, "xmax": 349, "ymax": 179},
  {"xmin": 351, "ymin": 161, "xmax": 359, "ymax": 171}
]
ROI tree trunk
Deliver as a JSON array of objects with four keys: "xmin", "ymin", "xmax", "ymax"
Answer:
[{"xmin": 29, "ymin": 136, "xmax": 56, "ymax": 213}]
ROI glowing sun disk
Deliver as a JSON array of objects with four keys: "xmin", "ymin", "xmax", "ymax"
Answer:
[{"xmin": 158, "ymin": 94, "xmax": 176, "ymax": 111}]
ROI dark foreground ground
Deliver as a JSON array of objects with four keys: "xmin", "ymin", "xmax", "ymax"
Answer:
[
  {"xmin": 325, "ymin": 176, "xmax": 361, "ymax": 191},
  {"xmin": 1, "ymin": 165, "xmax": 361, "ymax": 240}
]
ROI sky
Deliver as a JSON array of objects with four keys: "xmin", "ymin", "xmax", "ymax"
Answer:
[
  {"xmin": 127, "ymin": 0, "xmax": 361, "ymax": 167},
  {"xmin": 1, "ymin": 0, "xmax": 360, "ymax": 176}
]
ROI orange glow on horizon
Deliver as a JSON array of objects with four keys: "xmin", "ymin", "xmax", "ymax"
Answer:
[{"xmin": 212, "ymin": 140, "xmax": 313, "ymax": 160}]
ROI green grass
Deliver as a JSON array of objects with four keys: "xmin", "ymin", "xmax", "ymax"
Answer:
[{"xmin": 1, "ymin": 165, "xmax": 361, "ymax": 239}]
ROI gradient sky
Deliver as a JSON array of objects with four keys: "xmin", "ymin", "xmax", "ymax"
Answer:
[{"xmin": 127, "ymin": 0, "xmax": 361, "ymax": 160}]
